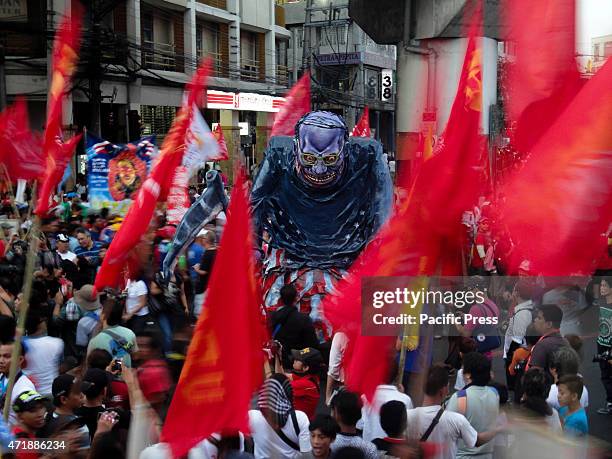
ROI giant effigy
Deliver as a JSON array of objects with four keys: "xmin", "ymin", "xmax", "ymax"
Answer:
[{"xmin": 251, "ymin": 111, "xmax": 393, "ymax": 339}]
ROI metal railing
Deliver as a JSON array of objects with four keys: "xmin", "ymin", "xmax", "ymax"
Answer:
[
  {"xmin": 197, "ymin": 50, "xmax": 224, "ymax": 77},
  {"xmin": 196, "ymin": 0, "xmax": 227, "ymax": 9},
  {"xmin": 276, "ymin": 64, "xmax": 289, "ymax": 86},
  {"xmin": 142, "ymin": 40, "xmax": 176, "ymax": 70},
  {"xmin": 241, "ymin": 58, "xmax": 262, "ymax": 81}
]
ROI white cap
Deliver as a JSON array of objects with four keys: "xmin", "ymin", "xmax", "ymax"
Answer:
[{"xmin": 196, "ymin": 229, "xmax": 208, "ymax": 238}]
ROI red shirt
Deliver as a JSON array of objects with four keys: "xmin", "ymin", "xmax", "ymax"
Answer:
[
  {"xmin": 11, "ymin": 427, "xmax": 41, "ymax": 459},
  {"xmin": 290, "ymin": 373, "xmax": 319, "ymax": 420},
  {"xmin": 137, "ymin": 359, "xmax": 172, "ymax": 402}
]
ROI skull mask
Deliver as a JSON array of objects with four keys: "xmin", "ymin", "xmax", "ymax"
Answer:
[{"xmin": 294, "ymin": 111, "xmax": 347, "ymax": 188}]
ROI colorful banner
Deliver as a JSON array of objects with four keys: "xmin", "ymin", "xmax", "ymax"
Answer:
[{"xmin": 86, "ymin": 133, "xmax": 155, "ymax": 215}]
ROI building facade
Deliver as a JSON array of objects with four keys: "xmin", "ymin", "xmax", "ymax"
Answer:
[
  {"xmin": 280, "ymin": 0, "xmax": 397, "ymax": 155},
  {"xmin": 591, "ymin": 34, "xmax": 612, "ymax": 73},
  {"xmin": 1, "ymin": 0, "xmax": 292, "ymax": 177}
]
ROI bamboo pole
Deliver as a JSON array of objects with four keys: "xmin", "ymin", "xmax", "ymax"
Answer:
[{"xmin": 2, "ymin": 213, "xmax": 41, "ymax": 422}]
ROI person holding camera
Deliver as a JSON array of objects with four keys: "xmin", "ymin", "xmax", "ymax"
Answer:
[{"xmin": 596, "ymin": 276, "xmax": 612, "ymax": 415}]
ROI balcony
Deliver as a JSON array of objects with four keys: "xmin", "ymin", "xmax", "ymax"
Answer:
[
  {"xmin": 198, "ymin": 50, "xmax": 225, "ymax": 77},
  {"xmin": 241, "ymin": 58, "xmax": 262, "ymax": 82},
  {"xmin": 196, "ymin": 0, "xmax": 227, "ymax": 9},
  {"xmin": 142, "ymin": 41, "xmax": 177, "ymax": 71},
  {"xmin": 276, "ymin": 64, "xmax": 289, "ymax": 86}
]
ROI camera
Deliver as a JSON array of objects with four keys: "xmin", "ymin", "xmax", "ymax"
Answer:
[
  {"xmin": 593, "ymin": 349, "xmax": 612, "ymax": 363},
  {"xmin": 111, "ymin": 359, "xmax": 123, "ymax": 373},
  {"xmin": 514, "ymin": 359, "xmax": 528, "ymax": 374},
  {"xmin": 263, "ymin": 340, "xmax": 282, "ymax": 360}
]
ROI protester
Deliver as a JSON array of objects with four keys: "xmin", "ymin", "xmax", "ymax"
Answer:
[
  {"xmin": 455, "ymin": 276, "xmax": 501, "ymax": 359},
  {"xmin": 328, "ymin": 390, "xmax": 378, "ymax": 459},
  {"xmin": 23, "ymin": 307, "xmax": 64, "ymax": 397},
  {"xmin": 547, "ymin": 346, "xmax": 589, "ymax": 410},
  {"xmin": 516, "ymin": 368, "xmax": 562, "ymax": 433},
  {"xmin": 361, "ymin": 359, "xmax": 413, "ymax": 442},
  {"xmin": 11, "ymin": 390, "xmax": 48, "ymax": 456},
  {"xmin": 87, "ymin": 296, "xmax": 137, "ymax": 367},
  {"xmin": 529, "ymin": 304, "xmax": 569, "ymax": 374},
  {"xmin": 270, "ymin": 285, "xmax": 319, "ymax": 370},
  {"xmin": 299, "ymin": 414, "xmax": 339, "ymax": 459},
  {"xmin": 76, "ymin": 368, "xmax": 110, "ymax": 439},
  {"xmin": 372, "ymin": 400, "xmax": 424, "ymax": 459},
  {"xmin": 133, "ymin": 329, "xmax": 171, "ymax": 415},
  {"xmin": 596, "ymin": 276, "xmax": 612, "ymax": 415},
  {"xmin": 248, "ymin": 373, "xmax": 311, "ymax": 458},
  {"xmin": 0, "ymin": 341, "xmax": 36, "ymax": 427},
  {"xmin": 447, "ymin": 352, "xmax": 500, "ymax": 458},
  {"xmin": 288, "ymin": 347, "xmax": 323, "ymax": 420},
  {"xmin": 405, "ymin": 364, "xmax": 500, "ymax": 459},
  {"xmin": 192, "ymin": 230, "xmax": 217, "ymax": 318},
  {"xmin": 74, "ymin": 284, "xmax": 103, "ymax": 353},
  {"xmin": 40, "ymin": 374, "xmax": 91, "ymax": 447},
  {"xmin": 124, "ymin": 276, "xmax": 151, "ymax": 334},
  {"xmin": 557, "ymin": 374, "xmax": 589, "ymax": 438},
  {"xmin": 54, "ymin": 233, "xmax": 77, "ymax": 263},
  {"xmin": 325, "ymin": 331, "xmax": 348, "ymax": 406},
  {"xmin": 503, "ymin": 279, "xmax": 535, "ymax": 388}
]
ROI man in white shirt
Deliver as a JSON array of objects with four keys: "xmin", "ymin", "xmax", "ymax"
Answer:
[
  {"xmin": 504, "ymin": 280, "xmax": 535, "ymax": 387},
  {"xmin": 55, "ymin": 233, "xmax": 77, "ymax": 263},
  {"xmin": 362, "ymin": 360, "xmax": 413, "ymax": 442},
  {"xmin": 248, "ymin": 375, "xmax": 311, "ymax": 458},
  {"xmin": 0, "ymin": 341, "xmax": 36, "ymax": 427},
  {"xmin": 23, "ymin": 308, "xmax": 64, "ymax": 397},
  {"xmin": 123, "ymin": 278, "xmax": 151, "ymax": 334},
  {"xmin": 547, "ymin": 346, "xmax": 589, "ymax": 410},
  {"xmin": 405, "ymin": 364, "xmax": 500, "ymax": 459},
  {"xmin": 326, "ymin": 331, "xmax": 348, "ymax": 405}
]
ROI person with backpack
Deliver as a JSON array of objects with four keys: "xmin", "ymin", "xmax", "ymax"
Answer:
[
  {"xmin": 269, "ymin": 285, "xmax": 319, "ymax": 370},
  {"xmin": 87, "ymin": 295, "xmax": 137, "ymax": 367},
  {"xmin": 287, "ymin": 347, "xmax": 323, "ymax": 420},
  {"xmin": 446, "ymin": 352, "xmax": 500, "ymax": 459},
  {"xmin": 248, "ymin": 373, "xmax": 311, "ymax": 458},
  {"xmin": 455, "ymin": 277, "xmax": 501, "ymax": 359},
  {"xmin": 503, "ymin": 279, "xmax": 536, "ymax": 389},
  {"xmin": 74, "ymin": 284, "xmax": 103, "ymax": 356},
  {"xmin": 405, "ymin": 364, "xmax": 500, "ymax": 459}
]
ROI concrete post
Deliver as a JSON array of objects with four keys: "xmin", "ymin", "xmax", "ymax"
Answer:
[{"xmin": 220, "ymin": 109, "xmax": 240, "ymax": 184}]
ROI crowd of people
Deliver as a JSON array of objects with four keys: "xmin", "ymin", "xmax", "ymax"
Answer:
[{"xmin": 0, "ymin": 175, "xmax": 611, "ymax": 459}]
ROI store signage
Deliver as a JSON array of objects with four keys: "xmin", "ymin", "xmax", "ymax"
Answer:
[
  {"xmin": 315, "ymin": 52, "xmax": 363, "ymax": 66},
  {"xmin": 207, "ymin": 90, "xmax": 285, "ymax": 112}
]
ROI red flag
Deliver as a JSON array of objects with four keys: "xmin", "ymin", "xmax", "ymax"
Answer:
[
  {"xmin": 270, "ymin": 72, "xmax": 311, "ymax": 137},
  {"xmin": 212, "ymin": 124, "xmax": 230, "ymax": 160},
  {"xmin": 161, "ymin": 169, "xmax": 265, "ymax": 458},
  {"xmin": 0, "ymin": 98, "xmax": 45, "ymax": 181},
  {"xmin": 351, "ymin": 106, "xmax": 371, "ymax": 137},
  {"xmin": 499, "ymin": 59, "xmax": 612, "ymax": 276},
  {"xmin": 34, "ymin": 10, "xmax": 82, "ymax": 216},
  {"xmin": 504, "ymin": 0, "xmax": 582, "ymax": 153},
  {"xmin": 95, "ymin": 60, "xmax": 212, "ymax": 289},
  {"xmin": 165, "ymin": 166, "xmax": 191, "ymax": 226},
  {"xmin": 324, "ymin": 18, "xmax": 485, "ymax": 400}
]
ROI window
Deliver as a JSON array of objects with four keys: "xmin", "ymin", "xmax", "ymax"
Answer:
[
  {"xmin": 140, "ymin": 105, "xmax": 179, "ymax": 140},
  {"xmin": 141, "ymin": 9, "xmax": 175, "ymax": 70},
  {"xmin": 197, "ymin": 21, "xmax": 221, "ymax": 73},
  {"xmin": 241, "ymin": 30, "xmax": 258, "ymax": 80}
]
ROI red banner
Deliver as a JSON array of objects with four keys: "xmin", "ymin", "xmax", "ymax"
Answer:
[
  {"xmin": 35, "ymin": 9, "xmax": 82, "ymax": 216},
  {"xmin": 351, "ymin": 106, "xmax": 371, "ymax": 137},
  {"xmin": 161, "ymin": 170, "xmax": 265, "ymax": 458}
]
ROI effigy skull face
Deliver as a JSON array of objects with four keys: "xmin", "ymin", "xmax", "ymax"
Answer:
[{"xmin": 295, "ymin": 111, "xmax": 347, "ymax": 188}]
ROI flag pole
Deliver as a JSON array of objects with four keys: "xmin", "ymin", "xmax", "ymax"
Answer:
[{"xmin": 2, "ymin": 212, "xmax": 41, "ymax": 421}]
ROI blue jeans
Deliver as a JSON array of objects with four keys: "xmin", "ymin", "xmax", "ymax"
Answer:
[{"xmin": 157, "ymin": 313, "xmax": 173, "ymax": 354}]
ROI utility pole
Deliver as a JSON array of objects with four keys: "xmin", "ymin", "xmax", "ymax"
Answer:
[{"xmin": 302, "ymin": 0, "xmax": 314, "ymax": 72}]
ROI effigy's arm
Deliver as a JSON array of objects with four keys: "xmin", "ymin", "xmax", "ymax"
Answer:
[{"xmin": 250, "ymin": 136, "xmax": 293, "ymax": 240}]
